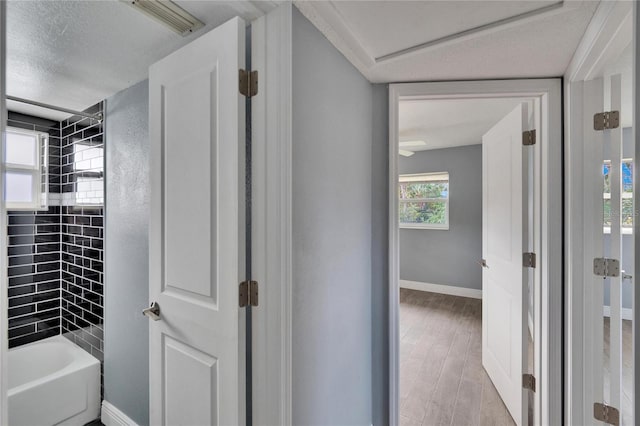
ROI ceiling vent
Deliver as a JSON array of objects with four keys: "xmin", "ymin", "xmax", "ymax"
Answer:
[{"xmin": 126, "ymin": 0, "xmax": 204, "ymax": 36}]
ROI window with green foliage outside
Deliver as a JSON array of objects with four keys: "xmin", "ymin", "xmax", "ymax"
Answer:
[
  {"xmin": 603, "ymin": 159, "xmax": 633, "ymax": 232},
  {"xmin": 399, "ymin": 172, "xmax": 449, "ymax": 229}
]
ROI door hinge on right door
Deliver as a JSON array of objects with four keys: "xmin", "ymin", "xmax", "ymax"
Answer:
[
  {"xmin": 239, "ymin": 280, "xmax": 259, "ymax": 307},
  {"xmin": 593, "ymin": 402, "xmax": 620, "ymax": 425},
  {"xmin": 522, "ymin": 129, "xmax": 536, "ymax": 146},
  {"xmin": 593, "ymin": 257, "xmax": 620, "ymax": 277},
  {"xmin": 523, "ymin": 252, "xmax": 536, "ymax": 268},
  {"xmin": 593, "ymin": 111, "xmax": 620, "ymax": 130},
  {"xmin": 522, "ymin": 374, "xmax": 536, "ymax": 392},
  {"xmin": 239, "ymin": 69, "xmax": 258, "ymax": 98}
]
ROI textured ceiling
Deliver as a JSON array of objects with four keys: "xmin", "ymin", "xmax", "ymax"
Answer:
[
  {"xmin": 6, "ymin": 0, "xmax": 278, "ymax": 120},
  {"xmin": 399, "ymin": 98, "xmax": 532, "ymax": 151},
  {"xmin": 295, "ymin": 0, "xmax": 600, "ymax": 83}
]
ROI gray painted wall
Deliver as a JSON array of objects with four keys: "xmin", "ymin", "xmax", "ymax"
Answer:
[
  {"xmin": 399, "ymin": 145, "xmax": 483, "ymax": 290},
  {"xmin": 104, "ymin": 80, "xmax": 150, "ymax": 426},
  {"xmin": 292, "ymin": 7, "xmax": 373, "ymax": 424}
]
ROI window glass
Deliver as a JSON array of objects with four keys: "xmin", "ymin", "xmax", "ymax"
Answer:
[
  {"xmin": 603, "ymin": 159, "xmax": 633, "ymax": 231},
  {"xmin": 6, "ymin": 131, "xmax": 37, "ymax": 167},
  {"xmin": 6, "ymin": 172, "xmax": 34, "ymax": 203},
  {"xmin": 4, "ymin": 128, "xmax": 48, "ymax": 210},
  {"xmin": 399, "ymin": 172, "xmax": 449, "ymax": 229}
]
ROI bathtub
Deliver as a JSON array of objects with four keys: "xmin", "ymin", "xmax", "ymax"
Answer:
[{"xmin": 8, "ymin": 335, "xmax": 101, "ymax": 426}]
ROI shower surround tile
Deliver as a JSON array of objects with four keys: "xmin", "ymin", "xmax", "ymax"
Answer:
[
  {"xmin": 6, "ymin": 113, "xmax": 62, "ymax": 348},
  {"xmin": 6, "ymin": 104, "xmax": 105, "ymax": 365},
  {"xmin": 59, "ymin": 104, "xmax": 105, "ymax": 364}
]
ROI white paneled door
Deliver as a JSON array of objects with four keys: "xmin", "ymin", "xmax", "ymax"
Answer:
[
  {"xmin": 148, "ymin": 17, "xmax": 245, "ymax": 425},
  {"xmin": 482, "ymin": 104, "xmax": 530, "ymax": 426}
]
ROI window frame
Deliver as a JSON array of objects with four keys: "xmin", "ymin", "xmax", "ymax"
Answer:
[
  {"xmin": 399, "ymin": 171, "xmax": 449, "ymax": 230},
  {"xmin": 4, "ymin": 126, "xmax": 48, "ymax": 211}
]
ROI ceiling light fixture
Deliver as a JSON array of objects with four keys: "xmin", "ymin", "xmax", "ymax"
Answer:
[
  {"xmin": 126, "ymin": 0, "xmax": 204, "ymax": 36},
  {"xmin": 399, "ymin": 150, "xmax": 415, "ymax": 157},
  {"xmin": 399, "ymin": 140, "xmax": 427, "ymax": 148}
]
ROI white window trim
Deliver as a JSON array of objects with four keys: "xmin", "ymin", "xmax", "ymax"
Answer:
[
  {"xmin": 399, "ymin": 172, "xmax": 449, "ymax": 230},
  {"xmin": 5, "ymin": 127, "xmax": 48, "ymax": 211}
]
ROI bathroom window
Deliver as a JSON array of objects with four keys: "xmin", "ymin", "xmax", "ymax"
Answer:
[
  {"xmin": 399, "ymin": 172, "xmax": 449, "ymax": 230},
  {"xmin": 4, "ymin": 127, "xmax": 48, "ymax": 210},
  {"xmin": 73, "ymin": 142, "xmax": 104, "ymax": 205}
]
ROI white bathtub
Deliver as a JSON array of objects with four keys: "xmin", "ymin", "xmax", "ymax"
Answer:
[{"xmin": 8, "ymin": 335, "xmax": 101, "ymax": 426}]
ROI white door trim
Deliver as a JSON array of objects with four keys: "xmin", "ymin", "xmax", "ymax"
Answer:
[
  {"xmin": 563, "ymin": 1, "xmax": 634, "ymax": 424},
  {"xmin": 0, "ymin": 2, "xmax": 7, "ymax": 424},
  {"xmin": 389, "ymin": 79, "xmax": 563, "ymax": 426},
  {"xmin": 251, "ymin": 3, "xmax": 293, "ymax": 425}
]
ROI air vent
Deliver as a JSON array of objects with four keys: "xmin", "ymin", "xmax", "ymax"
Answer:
[{"xmin": 126, "ymin": 0, "xmax": 204, "ymax": 36}]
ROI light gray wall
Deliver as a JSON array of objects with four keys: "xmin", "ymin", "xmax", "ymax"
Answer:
[
  {"xmin": 292, "ymin": 7, "xmax": 373, "ymax": 424},
  {"xmin": 104, "ymin": 79, "xmax": 150, "ymax": 426},
  {"xmin": 399, "ymin": 144, "xmax": 483, "ymax": 290},
  {"xmin": 371, "ymin": 83, "xmax": 389, "ymax": 425}
]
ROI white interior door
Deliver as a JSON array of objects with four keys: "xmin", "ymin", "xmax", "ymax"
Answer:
[
  {"xmin": 482, "ymin": 103, "xmax": 530, "ymax": 426},
  {"xmin": 148, "ymin": 17, "xmax": 245, "ymax": 425}
]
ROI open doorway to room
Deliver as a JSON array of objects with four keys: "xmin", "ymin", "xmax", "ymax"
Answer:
[
  {"xmin": 397, "ymin": 97, "xmax": 534, "ymax": 426},
  {"xmin": 389, "ymin": 80, "xmax": 563, "ymax": 426}
]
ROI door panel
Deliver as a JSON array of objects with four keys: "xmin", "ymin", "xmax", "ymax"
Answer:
[
  {"xmin": 164, "ymin": 336, "xmax": 218, "ymax": 425},
  {"xmin": 163, "ymin": 68, "xmax": 219, "ymax": 300},
  {"xmin": 149, "ymin": 17, "xmax": 245, "ymax": 426},
  {"xmin": 482, "ymin": 103, "xmax": 529, "ymax": 426}
]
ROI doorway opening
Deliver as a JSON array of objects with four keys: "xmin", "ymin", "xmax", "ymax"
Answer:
[{"xmin": 389, "ymin": 80, "xmax": 563, "ymax": 426}]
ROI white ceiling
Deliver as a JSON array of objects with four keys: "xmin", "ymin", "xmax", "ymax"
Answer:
[
  {"xmin": 295, "ymin": 0, "xmax": 600, "ymax": 83},
  {"xmin": 399, "ymin": 98, "xmax": 531, "ymax": 151},
  {"xmin": 6, "ymin": 0, "xmax": 278, "ymax": 121}
]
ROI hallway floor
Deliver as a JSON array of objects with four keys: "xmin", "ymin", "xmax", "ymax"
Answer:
[
  {"xmin": 399, "ymin": 288, "xmax": 515, "ymax": 426},
  {"xmin": 603, "ymin": 317, "xmax": 633, "ymax": 425}
]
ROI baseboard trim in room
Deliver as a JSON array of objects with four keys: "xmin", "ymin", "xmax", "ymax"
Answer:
[
  {"xmin": 399, "ymin": 279, "xmax": 482, "ymax": 299},
  {"xmin": 603, "ymin": 305, "xmax": 633, "ymax": 321},
  {"xmin": 101, "ymin": 401, "xmax": 140, "ymax": 426}
]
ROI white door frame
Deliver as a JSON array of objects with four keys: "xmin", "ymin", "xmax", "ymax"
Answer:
[
  {"xmin": 563, "ymin": 1, "xmax": 634, "ymax": 424},
  {"xmin": 0, "ymin": 2, "xmax": 7, "ymax": 424},
  {"xmin": 388, "ymin": 79, "xmax": 563, "ymax": 426},
  {"xmin": 250, "ymin": 3, "xmax": 293, "ymax": 425}
]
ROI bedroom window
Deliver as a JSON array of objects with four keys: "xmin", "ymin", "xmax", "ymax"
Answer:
[
  {"xmin": 603, "ymin": 159, "xmax": 633, "ymax": 234},
  {"xmin": 399, "ymin": 172, "xmax": 449, "ymax": 230}
]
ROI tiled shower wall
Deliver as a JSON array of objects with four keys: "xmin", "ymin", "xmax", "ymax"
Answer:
[
  {"xmin": 60, "ymin": 103, "xmax": 105, "ymax": 362},
  {"xmin": 7, "ymin": 113, "xmax": 61, "ymax": 348},
  {"xmin": 6, "ymin": 105, "xmax": 105, "ymax": 360}
]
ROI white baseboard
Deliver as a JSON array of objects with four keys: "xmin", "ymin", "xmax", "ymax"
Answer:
[
  {"xmin": 400, "ymin": 279, "xmax": 482, "ymax": 299},
  {"xmin": 101, "ymin": 401, "xmax": 140, "ymax": 426},
  {"xmin": 603, "ymin": 306, "xmax": 633, "ymax": 321}
]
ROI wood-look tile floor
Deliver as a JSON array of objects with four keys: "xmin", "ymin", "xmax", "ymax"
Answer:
[{"xmin": 399, "ymin": 289, "xmax": 515, "ymax": 426}]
